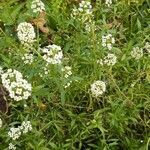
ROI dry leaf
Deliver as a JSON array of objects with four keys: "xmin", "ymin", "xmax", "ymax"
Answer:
[
  {"xmin": 33, "ymin": 11, "xmax": 49, "ymax": 34},
  {"xmin": 38, "ymin": 102, "xmax": 47, "ymax": 110}
]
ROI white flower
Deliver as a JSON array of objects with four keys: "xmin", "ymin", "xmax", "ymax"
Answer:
[
  {"xmin": 85, "ymin": 21, "xmax": 96, "ymax": 32},
  {"xmin": 64, "ymin": 81, "xmax": 72, "ymax": 89},
  {"xmin": 31, "ymin": 0, "xmax": 45, "ymax": 13},
  {"xmin": 71, "ymin": 0, "xmax": 93, "ymax": 22},
  {"xmin": 102, "ymin": 34, "xmax": 115, "ymax": 50},
  {"xmin": 8, "ymin": 120, "xmax": 32, "ymax": 141},
  {"xmin": 43, "ymin": 65, "xmax": 49, "ymax": 75},
  {"xmin": 98, "ymin": 53, "xmax": 117, "ymax": 66},
  {"xmin": 17, "ymin": 22, "xmax": 36, "ymax": 45},
  {"xmin": 0, "ymin": 118, "xmax": 2, "ymax": 128},
  {"xmin": 61, "ymin": 66, "xmax": 72, "ymax": 78},
  {"xmin": 144, "ymin": 42, "xmax": 150, "ymax": 54},
  {"xmin": 78, "ymin": 1, "xmax": 92, "ymax": 14},
  {"xmin": 1, "ymin": 69, "xmax": 32, "ymax": 101},
  {"xmin": 22, "ymin": 53, "xmax": 34, "ymax": 64},
  {"xmin": 8, "ymin": 127, "xmax": 21, "ymax": 140},
  {"xmin": 9, "ymin": 143, "xmax": 16, "ymax": 150},
  {"xmin": 105, "ymin": 0, "xmax": 112, "ymax": 7},
  {"xmin": 131, "ymin": 47, "xmax": 143, "ymax": 59},
  {"xmin": 16, "ymin": 88, "xmax": 22, "ymax": 95},
  {"xmin": 91, "ymin": 80, "xmax": 106, "ymax": 97},
  {"xmin": 20, "ymin": 121, "xmax": 32, "ymax": 134},
  {"xmin": 39, "ymin": 64, "xmax": 50, "ymax": 77},
  {"xmin": 41, "ymin": 44, "xmax": 63, "ymax": 64}
]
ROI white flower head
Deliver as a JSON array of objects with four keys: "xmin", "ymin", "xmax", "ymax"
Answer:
[
  {"xmin": 17, "ymin": 22, "xmax": 36, "ymax": 45},
  {"xmin": 1, "ymin": 69, "xmax": 32, "ymax": 101},
  {"xmin": 20, "ymin": 121, "xmax": 32, "ymax": 134},
  {"xmin": 41, "ymin": 44, "xmax": 63, "ymax": 64},
  {"xmin": 61, "ymin": 66, "xmax": 72, "ymax": 78},
  {"xmin": 91, "ymin": 80, "xmax": 106, "ymax": 97},
  {"xmin": 102, "ymin": 34, "xmax": 115, "ymax": 50},
  {"xmin": 98, "ymin": 53, "xmax": 117, "ymax": 66},
  {"xmin": 31, "ymin": 0, "xmax": 45, "ymax": 13},
  {"xmin": 131, "ymin": 47, "xmax": 143, "ymax": 59},
  {"xmin": 9, "ymin": 143, "xmax": 16, "ymax": 150},
  {"xmin": 22, "ymin": 53, "xmax": 34, "ymax": 64},
  {"xmin": 71, "ymin": 0, "xmax": 93, "ymax": 22},
  {"xmin": 85, "ymin": 21, "xmax": 96, "ymax": 32},
  {"xmin": 8, "ymin": 127, "xmax": 21, "ymax": 140},
  {"xmin": 105, "ymin": 0, "xmax": 112, "ymax": 7}
]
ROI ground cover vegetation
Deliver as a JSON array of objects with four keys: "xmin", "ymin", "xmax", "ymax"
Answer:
[{"xmin": 0, "ymin": 0, "xmax": 150, "ymax": 149}]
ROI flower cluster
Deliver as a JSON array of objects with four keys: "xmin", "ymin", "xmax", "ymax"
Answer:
[
  {"xmin": 31, "ymin": 0, "xmax": 45, "ymax": 13},
  {"xmin": 9, "ymin": 143, "xmax": 16, "ymax": 150},
  {"xmin": 17, "ymin": 22, "xmax": 36, "ymax": 46},
  {"xmin": 0, "ymin": 118, "xmax": 2, "ymax": 128},
  {"xmin": 144, "ymin": 42, "xmax": 150, "ymax": 54},
  {"xmin": 97, "ymin": 53, "xmax": 117, "ymax": 66},
  {"xmin": 61, "ymin": 66, "xmax": 73, "ymax": 88},
  {"xmin": 1, "ymin": 69, "xmax": 32, "ymax": 101},
  {"xmin": 105, "ymin": 0, "xmax": 112, "ymax": 7},
  {"xmin": 64, "ymin": 81, "xmax": 73, "ymax": 89},
  {"xmin": 41, "ymin": 44, "xmax": 63, "ymax": 64},
  {"xmin": 39, "ymin": 65, "xmax": 50, "ymax": 77},
  {"xmin": 71, "ymin": 1, "xmax": 95, "ymax": 32},
  {"xmin": 22, "ymin": 53, "xmax": 34, "ymax": 64},
  {"xmin": 8, "ymin": 127, "xmax": 22, "ymax": 140},
  {"xmin": 102, "ymin": 34, "xmax": 115, "ymax": 50},
  {"xmin": 90, "ymin": 80, "xmax": 106, "ymax": 97},
  {"xmin": 20, "ymin": 121, "xmax": 32, "ymax": 134},
  {"xmin": 43, "ymin": 65, "xmax": 49, "ymax": 75},
  {"xmin": 131, "ymin": 47, "xmax": 143, "ymax": 60},
  {"xmin": 8, "ymin": 121, "xmax": 32, "ymax": 140},
  {"xmin": 61, "ymin": 66, "xmax": 72, "ymax": 78},
  {"xmin": 72, "ymin": 0, "xmax": 93, "ymax": 23},
  {"xmin": 85, "ymin": 21, "xmax": 96, "ymax": 32}
]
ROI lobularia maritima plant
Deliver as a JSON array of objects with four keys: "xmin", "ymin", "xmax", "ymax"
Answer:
[{"xmin": 0, "ymin": 0, "xmax": 149, "ymax": 149}]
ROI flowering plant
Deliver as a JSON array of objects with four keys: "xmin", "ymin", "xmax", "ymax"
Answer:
[{"xmin": 0, "ymin": 0, "xmax": 149, "ymax": 149}]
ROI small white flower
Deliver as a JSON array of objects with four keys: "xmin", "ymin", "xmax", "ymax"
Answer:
[
  {"xmin": 23, "ymin": 91, "xmax": 31, "ymax": 100},
  {"xmin": 85, "ymin": 21, "xmax": 96, "ymax": 32},
  {"xmin": 17, "ymin": 22, "xmax": 36, "ymax": 45},
  {"xmin": 71, "ymin": 0, "xmax": 93, "ymax": 22},
  {"xmin": 31, "ymin": 0, "xmax": 45, "ymax": 13},
  {"xmin": 16, "ymin": 88, "xmax": 22, "ymax": 95},
  {"xmin": 140, "ymin": 140, "xmax": 143, "ymax": 143},
  {"xmin": 8, "ymin": 127, "xmax": 21, "ymax": 140},
  {"xmin": 62, "ymin": 66, "xmax": 72, "ymax": 78},
  {"xmin": 91, "ymin": 80, "xmax": 106, "ymax": 97},
  {"xmin": 105, "ymin": 0, "xmax": 112, "ymax": 7},
  {"xmin": 102, "ymin": 34, "xmax": 115, "ymax": 50},
  {"xmin": 41, "ymin": 44, "xmax": 63, "ymax": 64},
  {"xmin": 9, "ymin": 143, "xmax": 16, "ymax": 150},
  {"xmin": 0, "ymin": 118, "xmax": 2, "ymax": 128},
  {"xmin": 22, "ymin": 53, "xmax": 34, "ymax": 64},
  {"xmin": 131, "ymin": 47, "xmax": 143, "ymax": 59},
  {"xmin": 20, "ymin": 121, "xmax": 32, "ymax": 134},
  {"xmin": 64, "ymin": 81, "xmax": 72, "ymax": 89},
  {"xmin": 98, "ymin": 53, "xmax": 117, "ymax": 66}
]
